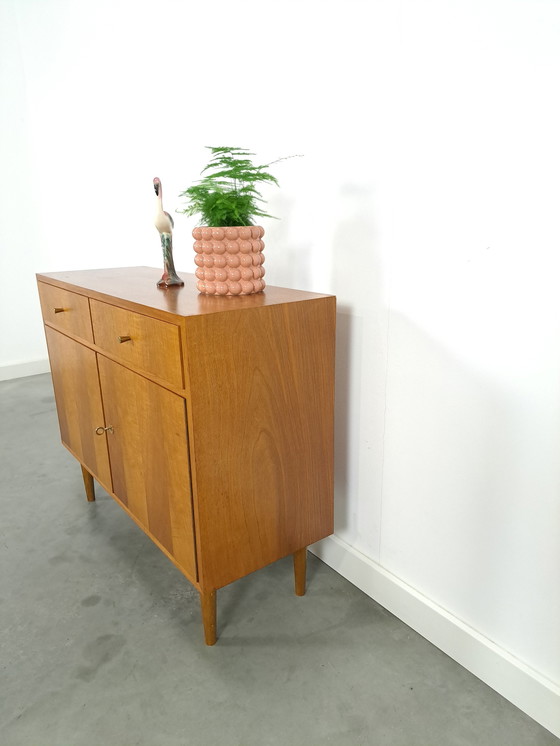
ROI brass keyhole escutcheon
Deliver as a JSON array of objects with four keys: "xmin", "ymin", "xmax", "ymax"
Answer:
[{"xmin": 95, "ymin": 425, "xmax": 114, "ymax": 436}]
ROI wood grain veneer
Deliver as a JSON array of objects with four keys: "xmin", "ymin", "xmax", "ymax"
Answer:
[
  {"xmin": 91, "ymin": 299, "xmax": 184, "ymax": 388},
  {"xmin": 37, "ymin": 268, "xmax": 335, "ymax": 644},
  {"xmin": 185, "ymin": 298, "xmax": 335, "ymax": 590},
  {"xmin": 38, "ymin": 267, "xmax": 331, "ymax": 321},
  {"xmin": 44, "ymin": 326, "xmax": 112, "ymax": 490},
  {"xmin": 39, "ymin": 282, "xmax": 94, "ymax": 342},
  {"xmin": 98, "ymin": 357, "xmax": 196, "ymax": 580}
]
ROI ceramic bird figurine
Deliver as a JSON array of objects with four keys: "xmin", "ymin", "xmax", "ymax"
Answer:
[{"xmin": 153, "ymin": 177, "xmax": 184, "ymax": 287}]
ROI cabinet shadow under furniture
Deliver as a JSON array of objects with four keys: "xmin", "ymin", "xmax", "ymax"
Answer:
[{"xmin": 37, "ymin": 267, "xmax": 335, "ymax": 644}]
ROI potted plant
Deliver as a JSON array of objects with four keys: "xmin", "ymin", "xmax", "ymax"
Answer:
[{"xmin": 177, "ymin": 146, "xmax": 293, "ymax": 296}]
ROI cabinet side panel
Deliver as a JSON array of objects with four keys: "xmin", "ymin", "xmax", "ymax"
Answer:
[
  {"xmin": 186, "ymin": 297, "xmax": 336, "ymax": 589},
  {"xmin": 44, "ymin": 327, "xmax": 112, "ymax": 489}
]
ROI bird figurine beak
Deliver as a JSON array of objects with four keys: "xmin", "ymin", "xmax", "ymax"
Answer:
[{"xmin": 154, "ymin": 182, "xmax": 160, "ymax": 196}]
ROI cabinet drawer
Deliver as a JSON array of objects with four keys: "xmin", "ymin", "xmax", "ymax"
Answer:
[
  {"xmin": 38, "ymin": 282, "xmax": 93, "ymax": 342},
  {"xmin": 90, "ymin": 300, "xmax": 183, "ymax": 388}
]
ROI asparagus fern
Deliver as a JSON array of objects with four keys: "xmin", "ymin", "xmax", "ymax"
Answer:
[{"xmin": 178, "ymin": 146, "xmax": 296, "ymax": 227}]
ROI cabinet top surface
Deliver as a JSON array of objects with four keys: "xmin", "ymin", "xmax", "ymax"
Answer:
[{"xmin": 37, "ymin": 267, "xmax": 334, "ymax": 318}]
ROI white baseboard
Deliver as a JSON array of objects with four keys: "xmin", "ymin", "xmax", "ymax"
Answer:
[
  {"xmin": 0, "ymin": 359, "xmax": 51, "ymax": 381},
  {"xmin": 310, "ymin": 534, "xmax": 560, "ymax": 739}
]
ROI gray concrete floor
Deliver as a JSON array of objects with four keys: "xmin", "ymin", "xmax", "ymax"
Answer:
[{"xmin": 1, "ymin": 373, "xmax": 558, "ymax": 746}]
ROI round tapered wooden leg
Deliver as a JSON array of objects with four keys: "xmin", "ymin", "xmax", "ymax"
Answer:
[
  {"xmin": 293, "ymin": 547, "xmax": 307, "ymax": 596},
  {"xmin": 200, "ymin": 589, "xmax": 217, "ymax": 645},
  {"xmin": 81, "ymin": 465, "xmax": 95, "ymax": 502}
]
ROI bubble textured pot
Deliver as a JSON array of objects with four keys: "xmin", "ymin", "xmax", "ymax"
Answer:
[{"xmin": 193, "ymin": 226, "xmax": 266, "ymax": 296}]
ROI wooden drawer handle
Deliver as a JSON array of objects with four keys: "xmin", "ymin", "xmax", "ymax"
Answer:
[
  {"xmin": 118, "ymin": 335, "xmax": 132, "ymax": 343},
  {"xmin": 95, "ymin": 425, "xmax": 114, "ymax": 435},
  {"xmin": 54, "ymin": 307, "xmax": 66, "ymax": 313}
]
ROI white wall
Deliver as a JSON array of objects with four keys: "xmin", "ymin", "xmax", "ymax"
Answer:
[{"xmin": 2, "ymin": 0, "xmax": 559, "ymax": 735}]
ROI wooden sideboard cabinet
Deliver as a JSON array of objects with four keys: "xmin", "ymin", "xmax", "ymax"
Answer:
[{"xmin": 37, "ymin": 267, "xmax": 335, "ymax": 644}]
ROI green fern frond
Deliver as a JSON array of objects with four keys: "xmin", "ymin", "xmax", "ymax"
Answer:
[{"xmin": 177, "ymin": 146, "xmax": 300, "ymax": 227}]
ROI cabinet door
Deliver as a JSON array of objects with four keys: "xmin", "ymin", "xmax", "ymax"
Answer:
[
  {"xmin": 45, "ymin": 327, "xmax": 112, "ymax": 490},
  {"xmin": 97, "ymin": 357, "xmax": 197, "ymax": 580}
]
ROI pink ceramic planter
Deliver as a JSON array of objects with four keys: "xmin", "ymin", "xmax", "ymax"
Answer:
[{"xmin": 193, "ymin": 226, "xmax": 266, "ymax": 296}]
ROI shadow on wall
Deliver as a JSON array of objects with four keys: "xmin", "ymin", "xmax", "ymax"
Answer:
[
  {"xmin": 329, "ymin": 183, "xmax": 381, "ymax": 305},
  {"xmin": 329, "ymin": 182, "xmax": 387, "ymax": 547},
  {"xmin": 333, "ymin": 305, "xmax": 355, "ymax": 535},
  {"xmin": 265, "ymin": 193, "xmax": 313, "ymax": 290},
  {"xmin": 381, "ymin": 309, "xmax": 557, "ymax": 665}
]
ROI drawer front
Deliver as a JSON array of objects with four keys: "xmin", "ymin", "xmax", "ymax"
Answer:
[
  {"xmin": 38, "ymin": 282, "xmax": 93, "ymax": 342},
  {"xmin": 90, "ymin": 299, "xmax": 183, "ymax": 387}
]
